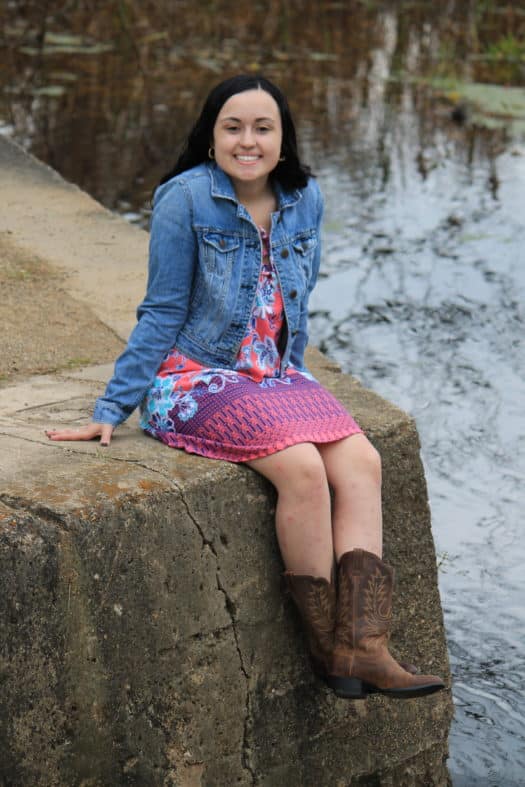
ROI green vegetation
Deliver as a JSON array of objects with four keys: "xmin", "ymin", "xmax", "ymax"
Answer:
[
  {"xmin": 63, "ymin": 358, "xmax": 93, "ymax": 370},
  {"xmin": 487, "ymin": 33, "xmax": 525, "ymax": 61},
  {"xmin": 429, "ymin": 79, "xmax": 525, "ymax": 136},
  {"xmin": 483, "ymin": 34, "xmax": 525, "ymax": 82}
]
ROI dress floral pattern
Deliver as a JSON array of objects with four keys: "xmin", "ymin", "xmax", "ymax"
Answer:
[{"xmin": 140, "ymin": 228, "xmax": 361, "ymax": 461}]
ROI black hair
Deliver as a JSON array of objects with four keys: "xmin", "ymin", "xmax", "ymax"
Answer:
[{"xmin": 158, "ymin": 74, "xmax": 312, "ymax": 191}]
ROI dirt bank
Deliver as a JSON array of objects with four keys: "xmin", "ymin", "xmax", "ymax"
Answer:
[{"xmin": 0, "ymin": 232, "xmax": 124, "ymax": 386}]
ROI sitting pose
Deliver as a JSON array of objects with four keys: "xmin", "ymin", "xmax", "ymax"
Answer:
[{"xmin": 46, "ymin": 74, "xmax": 444, "ymax": 699}]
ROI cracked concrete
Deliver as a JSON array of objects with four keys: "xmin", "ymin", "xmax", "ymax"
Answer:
[
  {"xmin": 0, "ymin": 135, "xmax": 453, "ymax": 785},
  {"xmin": 169, "ymin": 482, "xmax": 255, "ymax": 783}
]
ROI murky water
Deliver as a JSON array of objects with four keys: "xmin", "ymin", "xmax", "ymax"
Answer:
[{"xmin": 1, "ymin": 2, "xmax": 524, "ymax": 783}]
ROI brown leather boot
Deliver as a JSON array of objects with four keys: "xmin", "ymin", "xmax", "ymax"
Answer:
[
  {"xmin": 284, "ymin": 572, "xmax": 336, "ymax": 679},
  {"xmin": 327, "ymin": 549, "xmax": 445, "ymax": 699}
]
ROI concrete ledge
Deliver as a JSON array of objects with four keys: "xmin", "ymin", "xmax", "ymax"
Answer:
[
  {"xmin": 0, "ymin": 355, "xmax": 452, "ymax": 786},
  {"xmin": 0, "ymin": 136, "xmax": 453, "ymax": 786}
]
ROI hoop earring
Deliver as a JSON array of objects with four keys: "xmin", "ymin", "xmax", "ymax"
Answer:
[{"xmin": 208, "ymin": 147, "xmax": 215, "ymax": 160}]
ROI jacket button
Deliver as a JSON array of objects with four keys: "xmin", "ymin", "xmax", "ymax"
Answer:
[
  {"xmin": 219, "ymin": 239, "xmax": 226, "ymax": 249},
  {"xmin": 281, "ymin": 248, "xmax": 289, "ymax": 258},
  {"xmin": 289, "ymin": 289, "xmax": 298, "ymax": 299}
]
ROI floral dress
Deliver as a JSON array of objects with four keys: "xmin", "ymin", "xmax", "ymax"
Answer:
[{"xmin": 140, "ymin": 228, "xmax": 361, "ymax": 462}]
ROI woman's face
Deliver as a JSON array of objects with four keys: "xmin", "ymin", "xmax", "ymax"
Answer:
[{"xmin": 212, "ymin": 89, "xmax": 283, "ymax": 191}]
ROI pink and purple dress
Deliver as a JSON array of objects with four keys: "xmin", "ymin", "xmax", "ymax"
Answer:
[{"xmin": 140, "ymin": 229, "xmax": 361, "ymax": 462}]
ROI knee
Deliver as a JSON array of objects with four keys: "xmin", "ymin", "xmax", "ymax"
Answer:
[
  {"xmin": 340, "ymin": 436, "xmax": 381, "ymax": 488},
  {"xmin": 356, "ymin": 440, "xmax": 382, "ymax": 486},
  {"xmin": 282, "ymin": 451, "xmax": 329, "ymax": 498}
]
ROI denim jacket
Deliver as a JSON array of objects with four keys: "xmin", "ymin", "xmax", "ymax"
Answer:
[{"xmin": 93, "ymin": 162, "xmax": 324, "ymax": 426}]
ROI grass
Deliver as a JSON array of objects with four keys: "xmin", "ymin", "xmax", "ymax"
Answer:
[{"xmin": 62, "ymin": 357, "xmax": 93, "ymax": 370}]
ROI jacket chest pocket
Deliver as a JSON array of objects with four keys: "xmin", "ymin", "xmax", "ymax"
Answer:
[
  {"xmin": 201, "ymin": 232, "xmax": 240, "ymax": 278},
  {"xmin": 292, "ymin": 234, "xmax": 318, "ymax": 292},
  {"xmin": 190, "ymin": 231, "xmax": 241, "ymax": 336}
]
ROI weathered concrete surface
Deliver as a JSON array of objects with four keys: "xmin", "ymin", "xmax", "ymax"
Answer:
[
  {"xmin": 0, "ymin": 134, "xmax": 147, "ymax": 342},
  {"xmin": 0, "ymin": 136, "xmax": 453, "ymax": 786}
]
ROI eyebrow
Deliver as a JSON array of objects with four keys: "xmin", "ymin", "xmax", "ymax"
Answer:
[{"xmin": 220, "ymin": 116, "xmax": 276, "ymax": 123}]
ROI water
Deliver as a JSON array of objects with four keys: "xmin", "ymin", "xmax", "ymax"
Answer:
[{"xmin": 1, "ymin": 2, "xmax": 524, "ymax": 782}]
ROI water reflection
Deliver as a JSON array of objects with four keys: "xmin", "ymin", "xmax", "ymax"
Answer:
[
  {"xmin": 1, "ymin": 1, "xmax": 525, "ymax": 783},
  {"xmin": 1, "ymin": 1, "xmax": 523, "ymax": 216}
]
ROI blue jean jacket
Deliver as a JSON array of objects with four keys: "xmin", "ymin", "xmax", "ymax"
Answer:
[{"xmin": 93, "ymin": 162, "xmax": 324, "ymax": 426}]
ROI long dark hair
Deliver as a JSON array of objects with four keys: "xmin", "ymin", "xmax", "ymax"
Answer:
[{"xmin": 158, "ymin": 74, "xmax": 312, "ymax": 191}]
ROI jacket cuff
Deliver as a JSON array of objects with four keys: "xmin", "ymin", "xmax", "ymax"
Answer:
[{"xmin": 92, "ymin": 398, "xmax": 127, "ymax": 427}]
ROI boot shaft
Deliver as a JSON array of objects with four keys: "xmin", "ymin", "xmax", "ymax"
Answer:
[
  {"xmin": 284, "ymin": 573, "xmax": 336, "ymax": 672},
  {"xmin": 284, "ymin": 573, "xmax": 336, "ymax": 639},
  {"xmin": 335, "ymin": 549, "xmax": 393, "ymax": 651}
]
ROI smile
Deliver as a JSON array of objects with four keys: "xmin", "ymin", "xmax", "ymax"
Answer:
[{"xmin": 235, "ymin": 155, "xmax": 260, "ymax": 162}]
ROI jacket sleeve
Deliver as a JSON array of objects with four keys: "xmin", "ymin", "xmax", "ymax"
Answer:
[
  {"xmin": 92, "ymin": 180, "xmax": 197, "ymax": 426},
  {"xmin": 288, "ymin": 182, "xmax": 324, "ymax": 371}
]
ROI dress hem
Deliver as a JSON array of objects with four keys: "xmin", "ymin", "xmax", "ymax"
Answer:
[{"xmin": 143, "ymin": 423, "xmax": 363, "ymax": 463}]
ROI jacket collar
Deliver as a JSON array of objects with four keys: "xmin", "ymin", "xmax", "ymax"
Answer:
[{"xmin": 208, "ymin": 162, "xmax": 302, "ymax": 210}]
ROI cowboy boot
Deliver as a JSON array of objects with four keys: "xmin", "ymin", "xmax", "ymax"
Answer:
[
  {"xmin": 284, "ymin": 568, "xmax": 418, "ymax": 687},
  {"xmin": 327, "ymin": 549, "xmax": 445, "ymax": 699},
  {"xmin": 284, "ymin": 572, "xmax": 336, "ymax": 680}
]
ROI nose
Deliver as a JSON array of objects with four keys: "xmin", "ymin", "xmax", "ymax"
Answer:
[{"xmin": 239, "ymin": 127, "xmax": 256, "ymax": 147}]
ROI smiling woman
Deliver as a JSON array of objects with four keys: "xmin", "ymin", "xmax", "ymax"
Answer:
[
  {"xmin": 212, "ymin": 89, "xmax": 283, "ymax": 217},
  {"xmin": 211, "ymin": 89, "xmax": 284, "ymax": 231},
  {"xmin": 45, "ymin": 73, "xmax": 444, "ymax": 703}
]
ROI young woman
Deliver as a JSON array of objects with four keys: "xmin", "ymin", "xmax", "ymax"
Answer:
[{"xmin": 46, "ymin": 74, "xmax": 444, "ymax": 700}]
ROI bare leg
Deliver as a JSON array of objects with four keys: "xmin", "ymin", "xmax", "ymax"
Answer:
[
  {"xmin": 246, "ymin": 443, "xmax": 333, "ymax": 580},
  {"xmin": 317, "ymin": 434, "xmax": 383, "ymax": 560}
]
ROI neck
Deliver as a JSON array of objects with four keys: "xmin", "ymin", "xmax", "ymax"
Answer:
[
  {"xmin": 233, "ymin": 177, "xmax": 273, "ymax": 204},
  {"xmin": 233, "ymin": 177, "xmax": 277, "ymax": 233}
]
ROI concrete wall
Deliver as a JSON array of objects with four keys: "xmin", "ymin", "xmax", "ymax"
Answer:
[{"xmin": 0, "ymin": 137, "xmax": 453, "ymax": 786}]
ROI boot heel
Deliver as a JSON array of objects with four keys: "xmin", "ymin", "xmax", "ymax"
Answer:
[{"xmin": 326, "ymin": 675, "xmax": 368, "ymax": 699}]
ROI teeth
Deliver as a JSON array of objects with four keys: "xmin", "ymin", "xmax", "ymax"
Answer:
[{"xmin": 236, "ymin": 155, "xmax": 259, "ymax": 161}]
